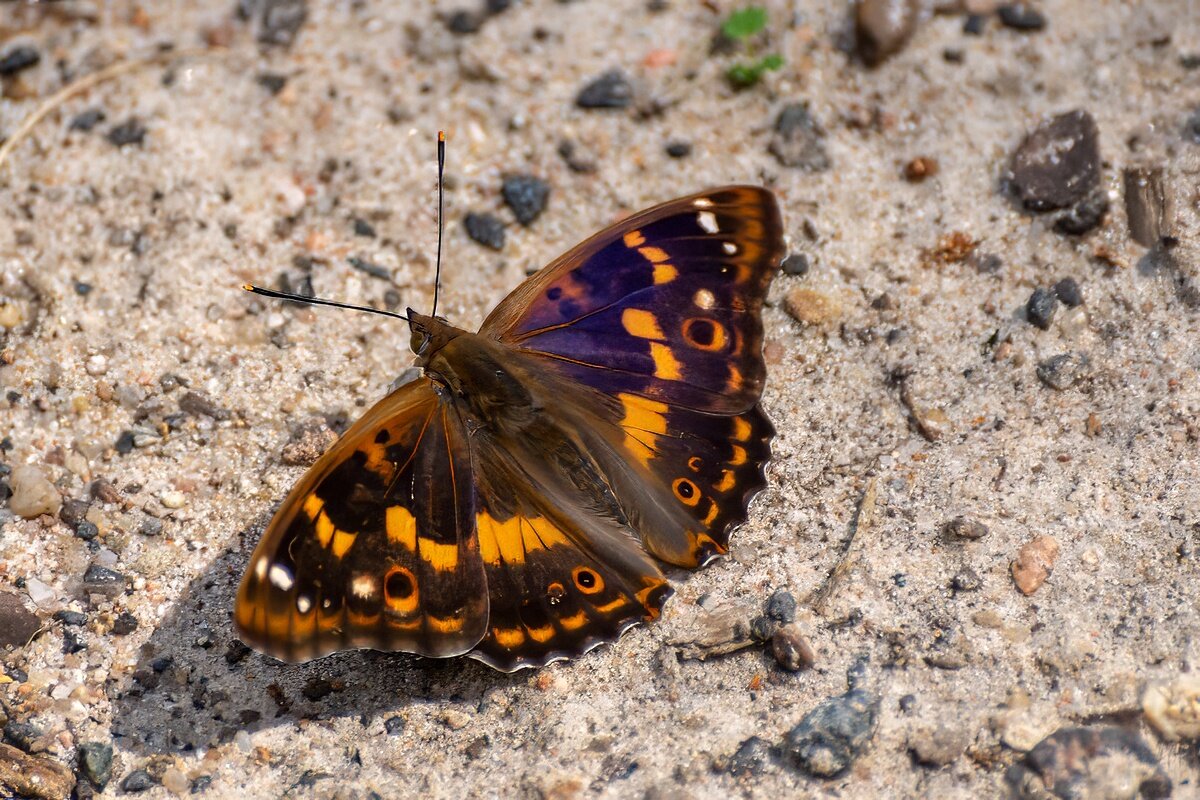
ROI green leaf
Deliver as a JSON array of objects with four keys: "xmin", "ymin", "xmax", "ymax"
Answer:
[
  {"xmin": 722, "ymin": 6, "xmax": 768, "ymax": 40},
  {"xmin": 726, "ymin": 53, "xmax": 784, "ymax": 89}
]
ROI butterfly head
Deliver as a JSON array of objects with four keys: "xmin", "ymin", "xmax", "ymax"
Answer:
[{"xmin": 406, "ymin": 309, "xmax": 462, "ymax": 365}]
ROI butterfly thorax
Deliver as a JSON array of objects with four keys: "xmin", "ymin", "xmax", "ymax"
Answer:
[{"xmin": 407, "ymin": 310, "xmax": 536, "ymax": 433}]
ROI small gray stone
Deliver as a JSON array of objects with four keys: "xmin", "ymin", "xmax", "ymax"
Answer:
[
  {"xmin": 576, "ymin": 69, "xmax": 633, "ymax": 109},
  {"xmin": 781, "ymin": 253, "xmax": 810, "ymax": 276},
  {"xmin": 769, "ymin": 103, "xmax": 830, "ymax": 172},
  {"xmin": 106, "ymin": 118, "xmax": 147, "ymax": 147},
  {"xmin": 951, "ymin": 568, "xmax": 981, "ymax": 592},
  {"xmin": 0, "ymin": 45, "xmax": 40, "ymax": 76},
  {"xmin": 944, "ymin": 516, "xmax": 989, "ymax": 540},
  {"xmin": 998, "ymin": 3, "xmax": 1047, "ymax": 31},
  {"xmin": 1053, "ymin": 190, "xmax": 1108, "ymax": 236},
  {"xmin": 139, "ymin": 516, "xmax": 163, "ymax": 537},
  {"xmin": 501, "ymin": 175, "xmax": 550, "ymax": 226},
  {"xmin": 1053, "ymin": 278, "xmax": 1083, "ymax": 307},
  {"xmin": 464, "ymin": 212, "xmax": 506, "ymax": 251},
  {"xmin": 727, "ymin": 736, "xmax": 775, "ymax": 777},
  {"xmin": 121, "ymin": 769, "xmax": 156, "ymax": 793},
  {"xmin": 179, "ymin": 391, "xmax": 231, "ymax": 421},
  {"xmin": 77, "ymin": 741, "xmax": 113, "ymax": 790},
  {"xmin": 3, "ymin": 720, "xmax": 43, "ymax": 753},
  {"xmin": 765, "ymin": 589, "xmax": 797, "ymax": 623},
  {"xmin": 1036, "ymin": 352, "xmax": 1089, "ymax": 391},
  {"xmin": 1026, "ymin": 288, "xmax": 1058, "ymax": 330},
  {"xmin": 910, "ymin": 725, "xmax": 968, "ymax": 767},
  {"xmin": 782, "ymin": 688, "xmax": 880, "ymax": 778},
  {"xmin": 1006, "ymin": 727, "xmax": 1170, "ymax": 799}
]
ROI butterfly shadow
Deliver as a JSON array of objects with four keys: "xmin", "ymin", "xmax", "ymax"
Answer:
[{"xmin": 109, "ymin": 514, "xmax": 525, "ymax": 758}]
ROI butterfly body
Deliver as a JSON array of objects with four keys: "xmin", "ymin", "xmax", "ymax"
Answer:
[{"xmin": 236, "ymin": 186, "xmax": 785, "ymax": 670}]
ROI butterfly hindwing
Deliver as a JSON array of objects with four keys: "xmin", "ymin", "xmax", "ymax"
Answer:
[
  {"xmin": 480, "ymin": 186, "xmax": 785, "ymax": 415},
  {"xmin": 235, "ymin": 381, "xmax": 488, "ymax": 663}
]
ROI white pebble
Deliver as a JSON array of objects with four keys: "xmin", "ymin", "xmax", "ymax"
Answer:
[
  {"xmin": 85, "ymin": 354, "xmax": 108, "ymax": 376},
  {"xmin": 25, "ymin": 576, "xmax": 56, "ymax": 607},
  {"xmin": 160, "ymin": 491, "xmax": 187, "ymax": 509}
]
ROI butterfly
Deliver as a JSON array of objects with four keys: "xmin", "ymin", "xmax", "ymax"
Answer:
[{"xmin": 234, "ymin": 185, "xmax": 785, "ymax": 671}]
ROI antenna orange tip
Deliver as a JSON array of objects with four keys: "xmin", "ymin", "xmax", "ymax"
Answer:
[
  {"xmin": 438, "ymin": 130, "xmax": 446, "ymax": 142},
  {"xmin": 241, "ymin": 284, "xmax": 254, "ymax": 291}
]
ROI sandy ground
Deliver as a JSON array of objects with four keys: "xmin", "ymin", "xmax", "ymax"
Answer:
[{"xmin": 1, "ymin": 0, "xmax": 1199, "ymax": 797}]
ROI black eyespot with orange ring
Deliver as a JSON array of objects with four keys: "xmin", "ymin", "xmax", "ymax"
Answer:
[
  {"xmin": 572, "ymin": 566, "xmax": 604, "ymax": 594},
  {"xmin": 682, "ymin": 317, "xmax": 727, "ymax": 352},
  {"xmin": 673, "ymin": 477, "xmax": 702, "ymax": 507}
]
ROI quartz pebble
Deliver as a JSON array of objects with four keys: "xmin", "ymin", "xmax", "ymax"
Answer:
[
  {"xmin": 1011, "ymin": 535, "xmax": 1059, "ymax": 595},
  {"xmin": 8, "ymin": 465, "xmax": 62, "ymax": 518}
]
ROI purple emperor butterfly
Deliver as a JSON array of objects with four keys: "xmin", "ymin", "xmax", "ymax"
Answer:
[{"xmin": 235, "ymin": 185, "xmax": 785, "ymax": 670}]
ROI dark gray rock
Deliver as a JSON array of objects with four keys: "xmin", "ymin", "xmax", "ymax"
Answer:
[
  {"xmin": 998, "ymin": 3, "xmax": 1047, "ymax": 31},
  {"xmin": 464, "ymin": 212, "xmax": 506, "ymax": 250},
  {"xmin": 112, "ymin": 611, "xmax": 138, "ymax": 635},
  {"xmin": 3, "ymin": 720, "xmax": 43, "ymax": 753},
  {"xmin": 576, "ymin": 70, "xmax": 633, "ymax": 109},
  {"xmin": 771, "ymin": 625, "xmax": 815, "ymax": 672},
  {"xmin": 501, "ymin": 175, "xmax": 550, "ymax": 226},
  {"xmin": 950, "ymin": 568, "xmax": 981, "ymax": 592},
  {"xmin": 106, "ymin": 118, "xmax": 147, "ymax": 147},
  {"xmin": 782, "ymin": 688, "xmax": 880, "ymax": 778},
  {"xmin": 77, "ymin": 741, "xmax": 114, "ymax": 790},
  {"xmin": 1037, "ymin": 352, "xmax": 1089, "ymax": 391},
  {"xmin": 1026, "ymin": 287, "xmax": 1058, "ymax": 330},
  {"xmin": 1054, "ymin": 190, "xmax": 1108, "ymax": 235},
  {"xmin": 1006, "ymin": 727, "xmax": 1170, "ymax": 799},
  {"xmin": 944, "ymin": 516, "xmax": 989, "ymax": 540},
  {"xmin": 53, "ymin": 609, "xmax": 87, "ymax": 627},
  {"xmin": 769, "ymin": 103, "xmax": 830, "ymax": 171},
  {"xmin": 727, "ymin": 736, "xmax": 775, "ymax": 777},
  {"xmin": 82, "ymin": 565, "xmax": 125, "ymax": 597},
  {"xmin": 765, "ymin": 589, "xmax": 797, "ymax": 623},
  {"xmin": 1008, "ymin": 110, "xmax": 1099, "ymax": 212},
  {"xmin": 0, "ymin": 45, "xmax": 40, "ymax": 76},
  {"xmin": 121, "ymin": 769, "xmax": 156, "ymax": 793},
  {"xmin": 1053, "ymin": 278, "xmax": 1083, "ymax": 307},
  {"xmin": 781, "ymin": 253, "xmax": 810, "ymax": 276}
]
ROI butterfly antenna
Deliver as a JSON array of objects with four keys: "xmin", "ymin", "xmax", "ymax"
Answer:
[
  {"xmin": 242, "ymin": 284, "xmax": 409, "ymax": 322},
  {"xmin": 431, "ymin": 130, "xmax": 446, "ymax": 319}
]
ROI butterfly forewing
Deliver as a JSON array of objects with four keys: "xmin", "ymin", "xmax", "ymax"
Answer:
[{"xmin": 235, "ymin": 381, "xmax": 488, "ymax": 663}]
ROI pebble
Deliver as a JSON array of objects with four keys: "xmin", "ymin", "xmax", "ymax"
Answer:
[
  {"xmin": 1122, "ymin": 167, "xmax": 1169, "ymax": 248},
  {"xmin": 106, "ymin": 118, "xmax": 147, "ymax": 147},
  {"xmin": 254, "ymin": 0, "xmax": 308, "ymax": 47},
  {"xmin": 1053, "ymin": 190, "xmax": 1108, "ymax": 236},
  {"xmin": 256, "ymin": 72, "xmax": 288, "ymax": 95},
  {"xmin": 963, "ymin": 13, "xmax": 988, "ymax": 35},
  {"xmin": 446, "ymin": 9, "xmax": 484, "ymax": 34},
  {"xmin": 768, "ymin": 103, "xmax": 830, "ymax": 171},
  {"xmin": 1036, "ymin": 352, "xmax": 1089, "ymax": 391},
  {"xmin": 501, "ymin": 175, "xmax": 550, "ymax": 226},
  {"xmin": 74, "ymin": 520, "xmax": 99, "ymax": 541},
  {"xmin": 1053, "ymin": 278, "xmax": 1083, "ymax": 307},
  {"xmin": 771, "ymin": 625, "xmax": 815, "ymax": 672},
  {"xmin": 1008, "ymin": 110, "xmax": 1099, "ymax": 212},
  {"xmin": 140, "ymin": 515, "xmax": 164, "ymax": 536},
  {"xmin": 0, "ymin": 742, "xmax": 76, "ymax": 800},
  {"xmin": 115, "ymin": 430, "xmax": 137, "ymax": 454},
  {"xmin": 726, "ymin": 736, "xmax": 774, "ymax": 777},
  {"xmin": 280, "ymin": 420, "xmax": 337, "ymax": 467},
  {"xmin": 1005, "ymin": 727, "xmax": 1170, "ymax": 799},
  {"xmin": 1025, "ymin": 288, "xmax": 1058, "ymax": 330},
  {"xmin": 903, "ymin": 156, "xmax": 938, "ymax": 182},
  {"xmin": 54, "ymin": 609, "xmax": 87, "ymax": 626},
  {"xmin": 950, "ymin": 567, "xmax": 981, "ymax": 592},
  {"xmin": 69, "ymin": 108, "xmax": 106, "ymax": 132},
  {"xmin": 781, "ymin": 253, "xmax": 810, "ymax": 276},
  {"xmin": 352, "ymin": 217, "xmax": 376, "ymax": 238},
  {"xmin": 24, "ymin": 577, "xmax": 55, "ymax": 607},
  {"xmin": 909, "ymin": 725, "xmax": 968, "ymax": 767},
  {"xmin": 782, "ymin": 688, "xmax": 880, "ymax": 778},
  {"xmin": 384, "ymin": 716, "xmax": 405, "ymax": 735},
  {"xmin": 664, "ymin": 140, "xmax": 692, "ymax": 158},
  {"xmin": 1184, "ymin": 109, "xmax": 1200, "ymax": 144},
  {"xmin": 464, "ymin": 212, "xmax": 506, "ymax": 251},
  {"xmin": 943, "ymin": 516, "xmax": 989, "ymax": 540},
  {"xmin": 121, "ymin": 769, "xmax": 156, "ymax": 793},
  {"xmin": 162, "ymin": 767, "xmax": 189, "ymax": 794},
  {"xmin": 4, "ymin": 720, "xmax": 43, "ymax": 753},
  {"xmin": 77, "ymin": 741, "xmax": 113, "ymax": 790},
  {"xmin": 0, "ymin": 45, "xmax": 40, "ymax": 76},
  {"xmin": 112, "ymin": 611, "xmax": 139, "ymax": 635},
  {"xmin": 347, "ymin": 256, "xmax": 391, "ymax": 281},
  {"xmin": 576, "ymin": 69, "xmax": 633, "ymax": 109},
  {"xmin": 81, "ymin": 565, "xmax": 125, "ymax": 597},
  {"xmin": 62, "ymin": 628, "xmax": 86, "ymax": 654},
  {"xmin": 765, "ymin": 589, "xmax": 797, "ymax": 623},
  {"xmin": 59, "ymin": 498, "xmax": 91, "ymax": 527},
  {"xmin": 9, "ymin": 465, "xmax": 62, "ymax": 518},
  {"xmin": 1142, "ymin": 673, "xmax": 1200, "ymax": 741},
  {"xmin": 0, "ymin": 592, "xmax": 40, "ymax": 648},
  {"xmin": 160, "ymin": 490, "xmax": 186, "ymax": 509},
  {"xmin": 997, "ymin": 3, "xmax": 1047, "ymax": 31},
  {"xmin": 556, "ymin": 139, "xmax": 598, "ymax": 173},
  {"xmin": 784, "ymin": 287, "xmax": 841, "ymax": 326},
  {"xmin": 178, "ymin": 391, "xmax": 231, "ymax": 421},
  {"xmin": 1011, "ymin": 535, "xmax": 1059, "ymax": 595},
  {"xmin": 855, "ymin": 0, "xmax": 919, "ymax": 66}
]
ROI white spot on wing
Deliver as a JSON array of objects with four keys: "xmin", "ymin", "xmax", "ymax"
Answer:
[
  {"xmin": 268, "ymin": 564, "xmax": 294, "ymax": 591},
  {"xmin": 722, "ymin": 242, "xmax": 737, "ymax": 254},
  {"xmin": 254, "ymin": 557, "xmax": 268, "ymax": 579},
  {"xmin": 296, "ymin": 595, "xmax": 312, "ymax": 613},
  {"xmin": 351, "ymin": 574, "xmax": 378, "ymax": 599},
  {"xmin": 694, "ymin": 289, "xmax": 716, "ymax": 310},
  {"xmin": 697, "ymin": 211, "xmax": 719, "ymax": 234},
  {"xmin": 693, "ymin": 197, "xmax": 713, "ymax": 208}
]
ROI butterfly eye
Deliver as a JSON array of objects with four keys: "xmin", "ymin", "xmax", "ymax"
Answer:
[{"xmin": 571, "ymin": 567, "xmax": 603, "ymax": 594}]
